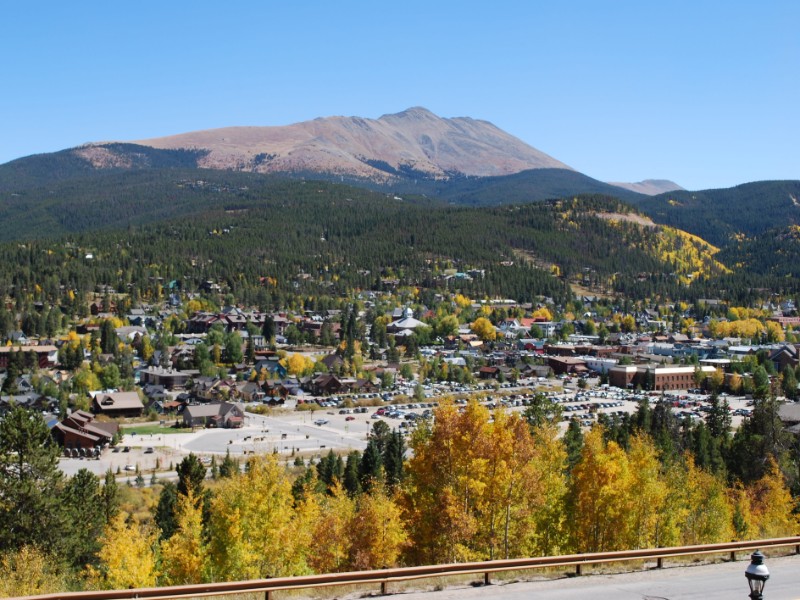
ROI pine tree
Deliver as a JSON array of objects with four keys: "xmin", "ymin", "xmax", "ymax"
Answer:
[
  {"xmin": 100, "ymin": 468, "xmax": 119, "ymax": 525},
  {"xmin": 343, "ymin": 451, "xmax": 362, "ymax": 497},
  {"xmin": 358, "ymin": 439, "xmax": 383, "ymax": 493},
  {"xmin": 219, "ymin": 449, "xmax": 240, "ymax": 478},
  {"xmin": 383, "ymin": 430, "xmax": 405, "ymax": 488},
  {"xmin": 0, "ymin": 407, "xmax": 66, "ymax": 552},
  {"xmin": 177, "ymin": 453, "xmax": 207, "ymax": 497},
  {"xmin": 155, "ymin": 481, "xmax": 179, "ymax": 540}
]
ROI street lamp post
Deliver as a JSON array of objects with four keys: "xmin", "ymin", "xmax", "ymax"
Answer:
[{"xmin": 745, "ymin": 550, "xmax": 769, "ymax": 600}]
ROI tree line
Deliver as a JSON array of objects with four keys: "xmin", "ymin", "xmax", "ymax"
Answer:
[{"xmin": 1, "ymin": 397, "xmax": 796, "ymax": 595}]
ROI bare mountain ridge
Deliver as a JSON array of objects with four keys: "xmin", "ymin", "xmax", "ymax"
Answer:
[
  {"xmin": 608, "ymin": 179, "xmax": 685, "ymax": 196},
  {"xmin": 129, "ymin": 107, "xmax": 573, "ymax": 180}
]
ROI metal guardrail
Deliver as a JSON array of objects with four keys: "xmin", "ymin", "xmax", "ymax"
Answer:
[{"xmin": 14, "ymin": 536, "xmax": 800, "ymax": 600}]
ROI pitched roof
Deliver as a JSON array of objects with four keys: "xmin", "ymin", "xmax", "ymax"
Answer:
[{"xmin": 94, "ymin": 391, "xmax": 144, "ymax": 411}]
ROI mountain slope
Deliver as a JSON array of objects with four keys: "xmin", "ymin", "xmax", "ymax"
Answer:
[
  {"xmin": 425, "ymin": 168, "xmax": 646, "ymax": 205},
  {"xmin": 0, "ymin": 192, "xmax": 744, "ymax": 306},
  {"xmin": 0, "ymin": 144, "xmax": 208, "ymax": 192},
  {"xmin": 635, "ymin": 180, "xmax": 800, "ymax": 246},
  {"xmin": 132, "ymin": 107, "xmax": 572, "ymax": 180}
]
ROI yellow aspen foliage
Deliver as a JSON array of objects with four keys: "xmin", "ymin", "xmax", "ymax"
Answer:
[
  {"xmin": 532, "ymin": 306, "xmax": 553, "ymax": 321},
  {"xmin": 729, "ymin": 483, "xmax": 756, "ymax": 541},
  {"xmin": 475, "ymin": 409, "xmax": 525, "ymax": 560},
  {"xmin": 710, "ymin": 368, "xmax": 725, "ymax": 391},
  {"xmin": 287, "ymin": 353, "xmax": 314, "ymax": 376},
  {"xmin": 0, "ymin": 546, "xmax": 67, "ymax": 597},
  {"xmin": 160, "ymin": 490, "xmax": 207, "ymax": 585},
  {"xmin": 728, "ymin": 373, "xmax": 743, "ymax": 394},
  {"xmin": 647, "ymin": 461, "xmax": 686, "ymax": 549},
  {"xmin": 470, "ymin": 317, "xmax": 496, "ymax": 341},
  {"xmin": 677, "ymin": 455, "xmax": 733, "ymax": 545},
  {"xmin": 402, "ymin": 401, "xmax": 487, "ymax": 564},
  {"xmin": 207, "ymin": 455, "xmax": 311, "ymax": 580},
  {"xmin": 621, "ymin": 315, "xmax": 636, "ymax": 333},
  {"xmin": 349, "ymin": 486, "xmax": 408, "ymax": 570},
  {"xmin": 765, "ymin": 320, "xmax": 785, "ymax": 343},
  {"xmin": 680, "ymin": 317, "xmax": 695, "ymax": 335},
  {"xmin": 374, "ymin": 314, "xmax": 392, "ymax": 327},
  {"xmin": 746, "ymin": 458, "xmax": 799, "ymax": 538},
  {"xmin": 486, "ymin": 414, "xmax": 567, "ymax": 559},
  {"xmin": 524, "ymin": 423, "xmax": 568, "ymax": 556},
  {"xmin": 89, "ymin": 513, "xmax": 158, "ymax": 590},
  {"xmin": 310, "ymin": 483, "xmax": 355, "ymax": 573},
  {"xmin": 567, "ymin": 427, "xmax": 632, "ymax": 552},
  {"xmin": 185, "ymin": 299, "xmax": 204, "ymax": 315},
  {"xmin": 625, "ymin": 435, "xmax": 669, "ymax": 549},
  {"xmin": 403, "ymin": 402, "xmax": 567, "ymax": 563},
  {"xmin": 453, "ymin": 294, "xmax": 472, "ymax": 309},
  {"xmin": 140, "ymin": 335, "xmax": 154, "ymax": 362}
]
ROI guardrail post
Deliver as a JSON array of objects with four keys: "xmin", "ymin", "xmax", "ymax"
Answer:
[
  {"xmin": 575, "ymin": 564, "xmax": 582, "ymax": 576},
  {"xmin": 265, "ymin": 591, "xmax": 272, "ymax": 600},
  {"xmin": 381, "ymin": 580, "xmax": 388, "ymax": 595},
  {"xmin": 657, "ymin": 557, "xmax": 663, "ymax": 569},
  {"xmin": 484, "ymin": 571, "xmax": 491, "ymax": 585},
  {"xmin": 796, "ymin": 544, "xmax": 800, "ymax": 555},
  {"xmin": 730, "ymin": 551, "xmax": 736, "ymax": 562}
]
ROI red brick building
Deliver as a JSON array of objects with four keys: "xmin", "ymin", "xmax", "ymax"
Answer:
[{"xmin": 609, "ymin": 365, "xmax": 716, "ymax": 391}]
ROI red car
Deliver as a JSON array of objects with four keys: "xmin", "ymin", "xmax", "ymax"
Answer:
[{"xmin": 345, "ymin": 416, "xmax": 355, "ymax": 421}]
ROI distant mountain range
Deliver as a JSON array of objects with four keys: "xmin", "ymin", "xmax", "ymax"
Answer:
[
  {"xmin": 608, "ymin": 179, "xmax": 685, "ymax": 196},
  {"xmin": 132, "ymin": 107, "xmax": 575, "ymax": 180},
  {"xmin": 0, "ymin": 107, "xmax": 679, "ymax": 196},
  {"xmin": 0, "ymin": 107, "xmax": 797, "ymax": 258}
]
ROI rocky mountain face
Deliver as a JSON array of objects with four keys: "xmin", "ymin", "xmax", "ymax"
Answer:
[{"xmin": 130, "ymin": 107, "xmax": 573, "ymax": 180}]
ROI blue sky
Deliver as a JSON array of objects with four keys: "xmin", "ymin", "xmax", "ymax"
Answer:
[{"xmin": 1, "ymin": 1, "xmax": 798, "ymax": 190}]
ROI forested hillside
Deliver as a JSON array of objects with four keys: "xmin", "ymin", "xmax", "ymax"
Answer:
[
  {"xmin": 0, "ymin": 186, "xmax": 793, "ymax": 311},
  {"xmin": 0, "ymin": 144, "xmax": 208, "ymax": 192},
  {"xmin": 637, "ymin": 180, "xmax": 800, "ymax": 246}
]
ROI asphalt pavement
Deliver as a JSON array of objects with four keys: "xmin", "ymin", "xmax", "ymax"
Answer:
[{"xmin": 389, "ymin": 554, "xmax": 800, "ymax": 600}]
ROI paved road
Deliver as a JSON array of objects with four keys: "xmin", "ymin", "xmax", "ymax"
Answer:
[{"xmin": 393, "ymin": 554, "xmax": 800, "ymax": 600}]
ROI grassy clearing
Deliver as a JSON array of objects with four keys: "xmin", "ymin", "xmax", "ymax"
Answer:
[{"xmin": 121, "ymin": 423, "xmax": 193, "ymax": 435}]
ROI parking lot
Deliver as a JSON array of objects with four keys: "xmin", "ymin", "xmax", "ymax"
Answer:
[{"xmin": 58, "ymin": 382, "xmax": 756, "ymax": 478}]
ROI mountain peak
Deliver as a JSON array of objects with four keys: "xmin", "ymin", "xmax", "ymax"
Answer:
[
  {"xmin": 130, "ymin": 108, "xmax": 572, "ymax": 180},
  {"xmin": 381, "ymin": 106, "xmax": 438, "ymax": 121}
]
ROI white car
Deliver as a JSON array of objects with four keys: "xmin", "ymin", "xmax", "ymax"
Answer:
[{"xmin": 314, "ymin": 419, "xmax": 329, "ymax": 426}]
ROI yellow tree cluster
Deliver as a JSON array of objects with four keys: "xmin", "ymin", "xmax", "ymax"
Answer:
[
  {"xmin": 89, "ymin": 456, "xmax": 408, "ymax": 589},
  {"xmin": 284, "ymin": 353, "xmax": 316, "ymax": 377},
  {"xmin": 470, "ymin": 317, "xmax": 496, "ymax": 342},
  {"xmin": 453, "ymin": 294, "xmax": 472, "ymax": 310},
  {"xmin": 0, "ymin": 546, "xmax": 68, "ymax": 597},
  {"xmin": 82, "ymin": 409, "xmax": 797, "ymax": 590},
  {"xmin": 566, "ymin": 429, "xmax": 797, "ymax": 552},
  {"xmin": 402, "ymin": 402, "xmax": 567, "ymax": 564},
  {"xmin": 531, "ymin": 307, "xmax": 553, "ymax": 321},
  {"xmin": 88, "ymin": 514, "xmax": 158, "ymax": 589}
]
